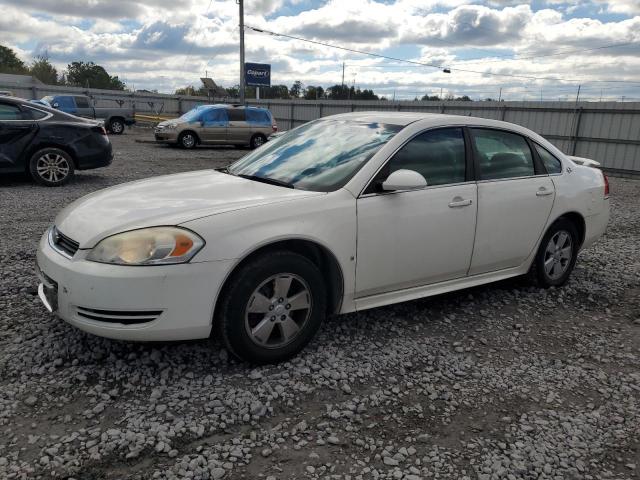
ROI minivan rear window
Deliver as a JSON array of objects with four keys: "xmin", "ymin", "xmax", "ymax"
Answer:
[{"xmin": 245, "ymin": 109, "xmax": 270, "ymax": 125}]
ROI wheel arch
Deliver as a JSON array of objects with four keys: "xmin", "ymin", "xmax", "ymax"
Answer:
[
  {"xmin": 213, "ymin": 238, "xmax": 345, "ymax": 323},
  {"xmin": 25, "ymin": 143, "xmax": 78, "ymax": 170},
  {"xmin": 547, "ymin": 211, "xmax": 586, "ymax": 248}
]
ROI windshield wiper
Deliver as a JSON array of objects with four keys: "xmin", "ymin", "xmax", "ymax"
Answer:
[{"xmin": 237, "ymin": 174, "xmax": 295, "ymax": 189}]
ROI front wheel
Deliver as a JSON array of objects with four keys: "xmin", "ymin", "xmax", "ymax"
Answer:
[
  {"xmin": 29, "ymin": 148, "xmax": 75, "ymax": 186},
  {"xmin": 216, "ymin": 251, "xmax": 327, "ymax": 364},
  {"xmin": 178, "ymin": 132, "xmax": 197, "ymax": 149},
  {"xmin": 531, "ymin": 218, "xmax": 579, "ymax": 287}
]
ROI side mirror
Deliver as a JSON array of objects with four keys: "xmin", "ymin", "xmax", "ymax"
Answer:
[
  {"xmin": 52, "ymin": 102, "xmax": 60, "ymax": 109},
  {"xmin": 381, "ymin": 169, "xmax": 427, "ymax": 191}
]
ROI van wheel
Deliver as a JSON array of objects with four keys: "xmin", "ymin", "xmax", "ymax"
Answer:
[
  {"xmin": 109, "ymin": 118, "xmax": 125, "ymax": 135},
  {"xmin": 179, "ymin": 132, "xmax": 197, "ymax": 149},
  {"xmin": 250, "ymin": 134, "xmax": 267, "ymax": 149},
  {"xmin": 29, "ymin": 148, "xmax": 75, "ymax": 186},
  {"xmin": 216, "ymin": 251, "xmax": 327, "ymax": 364},
  {"xmin": 530, "ymin": 218, "xmax": 579, "ymax": 287}
]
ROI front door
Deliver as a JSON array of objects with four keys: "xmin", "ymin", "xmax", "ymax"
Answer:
[
  {"xmin": 468, "ymin": 127, "xmax": 555, "ymax": 275},
  {"xmin": 356, "ymin": 127, "xmax": 477, "ymax": 297},
  {"xmin": 198, "ymin": 108, "xmax": 228, "ymax": 144}
]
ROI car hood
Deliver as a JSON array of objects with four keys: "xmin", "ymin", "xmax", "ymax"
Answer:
[{"xmin": 55, "ymin": 170, "xmax": 324, "ymax": 248}]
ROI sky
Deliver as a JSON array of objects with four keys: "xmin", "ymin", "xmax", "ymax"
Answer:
[{"xmin": 1, "ymin": 0, "xmax": 639, "ymax": 101}]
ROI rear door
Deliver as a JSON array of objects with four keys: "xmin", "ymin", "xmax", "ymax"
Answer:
[
  {"xmin": 468, "ymin": 128, "xmax": 555, "ymax": 275},
  {"xmin": 226, "ymin": 108, "xmax": 250, "ymax": 144},
  {"xmin": 0, "ymin": 102, "xmax": 39, "ymax": 170},
  {"xmin": 246, "ymin": 108, "xmax": 272, "ymax": 137}
]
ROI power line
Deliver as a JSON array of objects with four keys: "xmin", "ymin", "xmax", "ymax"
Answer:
[{"xmin": 244, "ymin": 25, "xmax": 640, "ymax": 85}]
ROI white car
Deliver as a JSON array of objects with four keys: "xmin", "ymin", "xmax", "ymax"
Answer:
[{"xmin": 36, "ymin": 113, "xmax": 610, "ymax": 363}]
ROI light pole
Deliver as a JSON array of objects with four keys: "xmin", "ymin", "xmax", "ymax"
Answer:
[{"xmin": 238, "ymin": 0, "xmax": 245, "ymax": 104}]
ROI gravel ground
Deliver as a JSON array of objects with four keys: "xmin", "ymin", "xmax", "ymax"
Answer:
[{"xmin": 0, "ymin": 128, "xmax": 639, "ymax": 480}]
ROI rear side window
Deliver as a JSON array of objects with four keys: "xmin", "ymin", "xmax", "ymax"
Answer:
[
  {"xmin": 472, "ymin": 128, "xmax": 535, "ymax": 180},
  {"xmin": 24, "ymin": 107, "xmax": 48, "ymax": 119},
  {"xmin": 226, "ymin": 108, "xmax": 246, "ymax": 121},
  {"xmin": 245, "ymin": 109, "xmax": 270, "ymax": 125},
  {"xmin": 74, "ymin": 96, "xmax": 90, "ymax": 108},
  {"xmin": 0, "ymin": 103, "xmax": 24, "ymax": 120},
  {"xmin": 535, "ymin": 143, "xmax": 562, "ymax": 174},
  {"xmin": 381, "ymin": 127, "xmax": 466, "ymax": 187}
]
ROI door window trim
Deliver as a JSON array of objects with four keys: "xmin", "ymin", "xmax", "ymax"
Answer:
[
  {"xmin": 359, "ymin": 125, "xmax": 474, "ymax": 198},
  {"xmin": 467, "ymin": 126, "xmax": 547, "ymax": 183},
  {"xmin": 531, "ymin": 141, "xmax": 564, "ymax": 176}
]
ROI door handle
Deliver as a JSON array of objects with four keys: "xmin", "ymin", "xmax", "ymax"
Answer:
[
  {"xmin": 448, "ymin": 197, "xmax": 473, "ymax": 208},
  {"xmin": 536, "ymin": 187, "xmax": 554, "ymax": 197}
]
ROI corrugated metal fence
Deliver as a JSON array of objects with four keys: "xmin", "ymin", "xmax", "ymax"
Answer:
[{"xmin": 3, "ymin": 80, "xmax": 639, "ymax": 175}]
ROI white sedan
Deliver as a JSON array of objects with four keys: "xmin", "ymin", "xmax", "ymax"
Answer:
[{"xmin": 36, "ymin": 113, "xmax": 610, "ymax": 363}]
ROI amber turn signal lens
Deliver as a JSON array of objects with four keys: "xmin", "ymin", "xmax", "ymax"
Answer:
[{"xmin": 170, "ymin": 234, "xmax": 194, "ymax": 257}]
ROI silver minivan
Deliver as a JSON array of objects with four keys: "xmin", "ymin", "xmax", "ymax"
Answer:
[{"xmin": 154, "ymin": 104, "xmax": 277, "ymax": 149}]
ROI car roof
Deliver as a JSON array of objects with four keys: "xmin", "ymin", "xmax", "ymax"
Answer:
[{"xmin": 323, "ymin": 111, "xmax": 540, "ymax": 136}]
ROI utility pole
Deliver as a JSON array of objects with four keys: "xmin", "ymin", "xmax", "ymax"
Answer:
[
  {"xmin": 498, "ymin": 87, "xmax": 502, "ymax": 102},
  {"xmin": 575, "ymin": 84, "xmax": 581, "ymax": 106},
  {"xmin": 341, "ymin": 62, "xmax": 345, "ymax": 92},
  {"xmin": 238, "ymin": 0, "xmax": 245, "ymax": 105}
]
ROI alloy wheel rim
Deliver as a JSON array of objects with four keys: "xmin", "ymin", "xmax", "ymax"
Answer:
[
  {"xmin": 36, "ymin": 153, "xmax": 70, "ymax": 183},
  {"xmin": 112, "ymin": 121, "xmax": 123, "ymax": 133},
  {"xmin": 183, "ymin": 134, "xmax": 195, "ymax": 147},
  {"xmin": 254, "ymin": 136, "xmax": 264, "ymax": 147},
  {"xmin": 543, "ymin": 230, "xmax": 573, "ymax": 280},
  {"xmin": 244, "ymin": 273, "xmax": 312, "ymax": 349}
]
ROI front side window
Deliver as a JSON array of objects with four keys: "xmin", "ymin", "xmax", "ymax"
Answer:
[
  {"xmin": 535, "ymin": 143, "xmax": 562, "ymax": 174},
  {"xmin": 472, "ymin": 128, "xmax": 535, "ymax": 180},
  {"xmin": 201, "ymin": 108, "xmax": 228, "ymax": 125},
  {"xmin": 0, "ymin": 103, "xmax": 24, "ymax": 120},
  {"xmin": 379, "ymin": 127, "xmax": 466, "ymax": 188},
  {"xmin": 229, "ymin": 119, "xmax": 401, "ymax": 192}
]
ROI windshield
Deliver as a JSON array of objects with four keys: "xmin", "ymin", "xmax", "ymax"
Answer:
[
  {"xmin": 229, "ymin": 119, "xmax": 401, "ymax": 192},
  {"xmin": 180, "ymin": 107, "xmax": 207, "ymax": 122},
  {"xmin": 41, "ymin": 96, "xmax": 54, "ymax": 105}
]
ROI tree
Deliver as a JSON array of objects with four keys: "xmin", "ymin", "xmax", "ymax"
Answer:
[
  {"xmin": 30, "ymin": 54, "xmax": 58, "ymax": 85},
  {"xmin": 326, "ymin": 84, "xmax": 350, "ymax": 100},
  {"xmin": 421, "ymin": 94, "xmax": 441, "ymax": 101},
  {"xmin": 0, "ymin": 45, "xmax": 29, "ymax": 74},
  {"xmin": 304, "ymin": 85, "xmax": 324, "ymax": 100},
  {"xmin": 66, "ymin": 61, "xmax": 125, "ymax": 90},
  {"xmin": 289, "ymin": 80, "xmax": 303, "ymax": 98},
  {"xmin": 175, "ymin": 85, "xmax": 206, "ymax": 96}
]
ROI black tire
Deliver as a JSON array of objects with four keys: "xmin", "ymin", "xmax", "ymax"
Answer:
[
  {"xmin": 250, "ymin": 133, "xmax": 267, "ymax": 150},
  {"xmin": 28, "ymin": 148, "xmax": 75, "ymax": 187},
  {"xmin": 178, "ymin": 131, "xmax": 198, "ymax": 149},
  {"xmin": 216, "ymin": 251, "xmax": 327, "ymax": 364},
  {"xmin": 530, "ymin": 218, "xmax": 579, "ymax": 288},
  {"xmin": 108, "ymin": 118, "xmax": 125, "ymax": 135}
]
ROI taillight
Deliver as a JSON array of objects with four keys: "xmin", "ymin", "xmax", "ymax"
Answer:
[
  {"xmin": 603, "ymin": 171, "xmax": 610, "ymax": 198},
  {"xmin": 272, "ymin": 124, "xmax": 278, "ymax": 132}
]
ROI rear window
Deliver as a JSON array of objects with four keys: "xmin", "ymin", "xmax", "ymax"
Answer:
[
  {"xmin": 245, "ymin": 109, "xmax": 271, "ymax": 125},
  {"xmin": 226, "ymin": 108, "xmax": 246, "ymax": 122}
]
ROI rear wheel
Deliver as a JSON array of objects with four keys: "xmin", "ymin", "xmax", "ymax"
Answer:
[
  {"xmin": 178, "ymin": 131, "xmax": 197, "ymax": 149},
  {"xmin": 531, "ymin": 218, "xmax": 579, "ymax": 287},
  {"xmin": 29, "ymin": 148, "xmax": 74, "ymax": 186},
  {"xmin": 250, "ymin": 133, "xmax": 267, "ymax": 149},
  {"xmin": 216, "ymin": 251, "xmax": 327, "ymax": 364},
  {"xmin": 109, "ymin": 118, "xmax": 125, "ymax": 135}
]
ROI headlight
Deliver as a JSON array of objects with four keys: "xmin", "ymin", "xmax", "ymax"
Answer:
[
  {"xmin": 165, "ymin": 124, "xmax": 177, "ymax": 129},
  {"xmin": 86, "ymin": 227, "xmax": 204, "ymax": 265}
]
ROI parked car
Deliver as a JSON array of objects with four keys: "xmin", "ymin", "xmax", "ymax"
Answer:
[
  {"xmin": 0, "ymin": 90, "xmax": 13, "ymax": 97},
  {"xmin": 0, "ymin": 96, "xmax": 112, "ymax": 186},
  {"xmin": 36, "ymin": 112, "xmax": 609, "ymax": 363},
  {"xmin": 40, "ymin": 94, "xmax": 135, "ymax": 134},
  {"xmin": 154, "ymin": 104, "xmax": 277, "ymax": 149}
]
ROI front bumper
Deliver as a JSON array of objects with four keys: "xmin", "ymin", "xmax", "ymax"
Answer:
[
  {"xmin": 154, "ymin": 129, "xmax": 179, "ymax": 143},
  {"xmin": 36, "ymin": 230, "xmax": 234, "ymax": 341}
]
